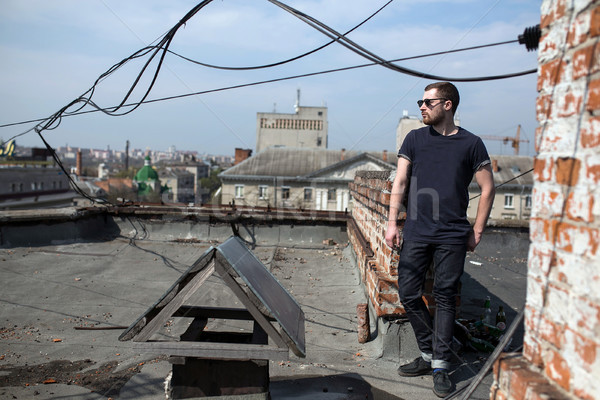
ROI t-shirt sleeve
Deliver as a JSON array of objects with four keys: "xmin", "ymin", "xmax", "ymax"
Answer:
[
  {"xmin": 472, "ymin": 137, "xmax": 491, "ymax": 171},
  {"xmin": 398, "ymin": 130, "xmax": 415, "ymax": 162}
]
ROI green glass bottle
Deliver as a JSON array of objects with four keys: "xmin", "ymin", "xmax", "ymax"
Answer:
[
  {"xmin": 482, "ymin": 296, "xmax": 492, "ymax": 325},
  {"xmin": 496, "ymin": 305, "xmax": 507, "ymax": 331}
]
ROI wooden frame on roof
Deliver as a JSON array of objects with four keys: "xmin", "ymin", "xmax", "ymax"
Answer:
[{"xmin": 119, "ymin": 236, "xmax": 306, "ymax": 360}]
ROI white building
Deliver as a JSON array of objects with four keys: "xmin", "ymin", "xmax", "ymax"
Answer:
[
  {"xmin": 219, "ymin": 147, "xmax": 394, "ymax": 212},
  {"xmin": 256, "ymin": 92, "xmax": 328, "ymax": 153}
]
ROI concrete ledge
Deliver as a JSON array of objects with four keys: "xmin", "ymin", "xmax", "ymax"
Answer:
[
  {"xmin": 0, "ymin": 207, "xmax": 119, "ymax": 247},
  {"xmin": 0, "ymin": 205, "xmax": 350, "ymax": 248}
]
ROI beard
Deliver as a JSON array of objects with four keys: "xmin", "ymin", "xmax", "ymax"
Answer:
[{"xmin": 422, "ymin": 111, "xmax": 443, "ymax": 126}]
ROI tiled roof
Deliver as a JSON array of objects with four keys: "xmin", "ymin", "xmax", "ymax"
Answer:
[
  {"xmin": 221, "ymin": 147, "xmax": 395, "ymax": 178},
  {"xmin": 220, "ymin": 147, "xmax": 533, "ymax": 188},
  {"xmin": 487, "ymin": 155, "xmax": 534, "ymax": 187}
]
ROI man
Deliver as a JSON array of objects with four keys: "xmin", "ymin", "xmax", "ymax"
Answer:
[{"xmin": 385, "ymin": 82, "xmax": 495, "ymax": 397}]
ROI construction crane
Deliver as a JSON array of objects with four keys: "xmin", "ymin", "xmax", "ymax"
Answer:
[{"xmin": 480, "ymin": 125, "xmax": 529, "ymax": 155}]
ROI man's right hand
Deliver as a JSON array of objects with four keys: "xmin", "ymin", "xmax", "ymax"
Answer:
[
  {"xmin": 385, "ymin": 224, "xmax": 400, "ymax": 249},
  {"xmin": 386, "ymin": 157, "xmax": 410, "ymax": 250}
]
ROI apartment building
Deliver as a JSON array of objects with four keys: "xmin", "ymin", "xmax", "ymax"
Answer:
[
  {"xmin": 256, "ymin": 105, "xmax": 328, "ymax": 153},
  {"xmin": 468, "ymin": 155, "xmax": 533, "ymax": 220},
  {"xmin": 219, "ymin": 147, "xmax": 394, "ymax": 212}
]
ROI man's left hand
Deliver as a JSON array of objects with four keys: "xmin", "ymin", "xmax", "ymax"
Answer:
[{"xmin": 467, "ymin": 230, "xmax": 481, "ymax": 252}]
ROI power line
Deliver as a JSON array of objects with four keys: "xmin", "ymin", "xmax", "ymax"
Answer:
[
  {"xmin": 19, "ymin": 0, "xmax": 215, "ymax": 205},
  {"xmin": 1, "ymin": 1, "xmax": 541, "ymax": 134},
  {"xmin": 167, "ymin": 0, "xmax": 395, "ymax": 71},
  {"xmin": 469, "ymin": 168, "xmax": 534, "ymax": 201},
  {"xmin": 267, "ymin": 0, "xmax": 537, "ymax": 82},
  {"xmin": 1, "ymin": 0, "xmax": 538, "ymax": 205},
  {"xmin": 1, "ymin": 39, "xmax": 534, "ymax": 133}
]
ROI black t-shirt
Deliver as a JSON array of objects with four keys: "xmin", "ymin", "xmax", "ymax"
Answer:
[{"xmin": 398, "ymin": 126, "xmax": 490, "ymax": 244}]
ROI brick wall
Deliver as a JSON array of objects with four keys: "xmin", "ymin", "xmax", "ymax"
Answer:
[
  {"xmin": 493, "ymin": 1, "xmax": 600, "ymax": 399},
  {"xmin": 348, "ymin": 170, "xmax": 403, "ymax": 317},
  {"xmin": 348, "ymin": 170, "xmax": 442, "ymax": 318}
]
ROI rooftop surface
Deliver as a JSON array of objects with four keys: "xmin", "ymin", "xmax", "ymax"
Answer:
[{"xmin": 0, "ymin": 208, "xmax": 528, "ymax": 399}]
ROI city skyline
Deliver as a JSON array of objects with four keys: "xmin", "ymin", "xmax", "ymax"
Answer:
[{"xmin": 1, "ymin": 1, "xmax": 540, "ymax": 156}]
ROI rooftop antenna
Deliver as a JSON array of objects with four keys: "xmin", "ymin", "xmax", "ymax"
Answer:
[
  {"xmin": 125, "ymin": 140, "xmax": 130, "ymax": 170},
  {"xmin": 294, "ymin": 88, "xmax": 300, "ymax": 113}
]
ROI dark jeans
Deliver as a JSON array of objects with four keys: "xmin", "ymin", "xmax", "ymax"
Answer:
[{"xmin": 398, "ymin": 240, "xmax": 467, "ymax": 369}]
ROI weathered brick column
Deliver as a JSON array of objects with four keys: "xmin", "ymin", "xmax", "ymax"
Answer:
[
  {"xmin": 348, "ymin": 170, "xmax": 404, "ymax": 317},
  {"xmin": 492, "ymin": 1, "xmax": 600, "ymax": 399},
  {"xmin": 348, "ymin": 169, "xmax": 447, "ymax": 319}
]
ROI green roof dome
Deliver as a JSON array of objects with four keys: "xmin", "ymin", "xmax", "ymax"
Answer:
[{"xmin": 134, "ymin": 156, "xmax": 159, "ymax": 182}]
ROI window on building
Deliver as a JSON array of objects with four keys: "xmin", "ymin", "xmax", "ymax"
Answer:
[
  {"xmin": 327, "ymin": 188, "xmax": 336, "ymax": 201},
  {"xmin": 258, "ymin": 185, "xmax": 268, "ymax": 200},
  {"xmin": 281, "ymin": 187, "xmax": 290, "ymax": 200},
  {"xmin": 525, "ymin": 195, "xmax": 532, "ymax": 209},
  {"xmin": 235, "ymin": 185, "xmax": 244, "ymax": 198},
  {"xmin": 19, "ymin": 183, "xmax": 23, "ymax": 192},
  {"xmin": 504, "ymin": 193, "xmax": 514, "ymax": 209},
  {"xmin": 11, "ymin": 183, "xmax": 16, "ymax": 192},
  {"xmin": 304, "ymin": 188, "xmax": 312, "ymax": 201},
  {"xmin": 31, "ymin": 182, "xmax": 36, "ymax": 191}
]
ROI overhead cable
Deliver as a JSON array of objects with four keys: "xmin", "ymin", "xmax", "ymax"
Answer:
[
  {"xmin": 27, "ymin": 0, "xmax": 216, "ymax": 205},
  {"xmin": 2, "ymin": 2, "xmax": 539, "ymax": 134},
  {"xmin": 3, "ymin": 0, "xmax": 539, "ymax": 208},
  {"xmin": 469, "ymin": 168, "xmax": 534, "ymax": 201},
  {"xmin": 168, "ymin": 0, "xmax": 394, "ymax": 71},
  {"xmin": 267, "ymin": 0, "xmax": 537, "ymax": 82},
  {"xmin": 1, "ymin": 39, "xmax": 532, "ymax": 134},
  {"xmin": 167, "ymin": 38, "xmax": 520, "ymax": 71}
]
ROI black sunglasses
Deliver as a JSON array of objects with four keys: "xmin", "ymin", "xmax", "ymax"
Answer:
[{"xmin": 417, "ymin": 98, "xmax": 447, "ymax": 108}]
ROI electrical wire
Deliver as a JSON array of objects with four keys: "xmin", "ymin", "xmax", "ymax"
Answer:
[
  {"xmin": 38, "ymin": 134, "xmax": 108, "ymax": 205},
  {"xmin": 0, "ymin": 39, "xmax": 531, "ymax": 134},
  {"xmin": 167, "ymin": 0, "xmax": 395, "ymax": 71},
  {"xmin": 267, "ymin": 0, "xmax": 536, "ymax": 82},
  {"xmin": 2, "ymin": 0, "xmax": 537, "ymax": 205},
  {"xmin": 1, "ymin": 2, "xmax": 538, "ymax": 135},
  {"xmin": 469, "ymin": 168, "xmax": 534, "ymax": 201},
  {"xmin": 169, "ymin": 37, "xmax": 520, "ymax": 72},
  {"xmin": 21, "ymin": 0, "xmax": 216, "ymax": 205}
]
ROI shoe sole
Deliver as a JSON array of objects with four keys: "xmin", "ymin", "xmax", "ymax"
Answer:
[
  {"xmin": 397, "ymin": 368, "xmax": 432, "ymax": 377},
  {"xmin": 433, "ymin": 388, "xmax": 451, "ymax": 398}
]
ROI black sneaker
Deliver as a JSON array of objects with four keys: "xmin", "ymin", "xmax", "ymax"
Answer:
[
  {"xmin": 397, "ymin": 357, "xmax": 432, "ymax": 377},
  {"xmin": 433, "ymin": 369, "xmax": 453, "ymax": 398}
]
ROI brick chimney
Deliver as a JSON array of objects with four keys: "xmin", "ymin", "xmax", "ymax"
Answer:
[
  {"xmin": 383, "ymin": 150, "xmax": 388, "ymax": 163},
  {"xmin": 491, "ymin": 159, "xmax": 498, "ymax": 173},
  {"xmin": 341, "ymin": 148, "xmax": 346, "ymax": 161},
  {"xmin": 234, "ymin": 148, "xmax": 252, "ymax": 165},
  {"xmin": 76, "ymin": 150, "xmax": 82, "ymax": 176}
]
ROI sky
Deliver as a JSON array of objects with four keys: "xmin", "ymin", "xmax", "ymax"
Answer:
[{"xmin": 0, "ymin": 0, "xmax": 541, "ymax": 157}]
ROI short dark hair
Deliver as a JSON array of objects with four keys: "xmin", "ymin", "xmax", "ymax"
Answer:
[{"xmin": 424, "ymin": 82, "xmax": 459, "ymax": 114}]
